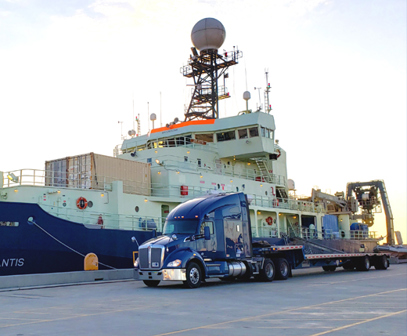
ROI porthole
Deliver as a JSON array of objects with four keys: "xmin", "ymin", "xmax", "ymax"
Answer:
[
  {"xmin": 135, "ymin": 206, "xmax": 139, "ymax": 212},
  {"xmin": 88, "ymin": 201, "xmax": 93, "ymax": 208}
]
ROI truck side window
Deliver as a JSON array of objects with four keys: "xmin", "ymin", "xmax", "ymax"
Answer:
[{"xmin": 200, "ymin": 221, "xmax": 214, "ymax": 235}]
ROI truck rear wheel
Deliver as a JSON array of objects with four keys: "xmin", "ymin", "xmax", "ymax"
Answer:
[
  {"xmin": 356, "ymin": 256, "xmax": 370, "ymax": 271},
  {"xmin": 374, "ymin": 255, "xmax": 388, "ymax": 270},
  {"xmin": 184, "ymin": 262, "xmax": 202, "ymax": 288},
  {"xmin": 143, "ymin": 280, "xmax": 160, "ymax": 287},
  {"xmin": 275, "ymin": 258, "xmax": 290, "ymax": 280},
  {"xmin": 259, "ymin": 259, "xmax": 275, "ymax": 282}
]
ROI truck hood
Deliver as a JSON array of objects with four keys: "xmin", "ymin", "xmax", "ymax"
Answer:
[{"xmin": 140, "ymin": 234, "xmax": 189, "ymax": 247}]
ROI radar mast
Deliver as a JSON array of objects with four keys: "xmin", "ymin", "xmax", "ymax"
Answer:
[{"xmin": 181, "ymin": 18, "xmax": 242, "ymax": 120}]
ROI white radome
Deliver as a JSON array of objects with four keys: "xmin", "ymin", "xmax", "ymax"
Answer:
[{"xmin": 191, "ymin": 18, "xmax": 226, "ymax": 52}]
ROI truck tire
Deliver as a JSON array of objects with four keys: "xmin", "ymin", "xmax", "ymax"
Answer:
[
  {"xmin": 143, "ymin": 280, "xmax": 160, "ymax": 287},
  {"xmin": 275, "ymin": 258, "xmax": 290, "ymax": 280},
  {"xmin": 259, "ymin": 259, "xmax": 275, "ymax": 282},
  {"xmin": 374, "ymin": 255, "xmax": 388, "ymax": 270},
  {"xmin": 184, "ymin": 262, "xmax": 202, "ymax": 288},
  {"xmin": 322, "ymin": 265, "xmax": 336, "ymax": 272},
  {"xmin": 356, "ymin": 256, "xmax": 370, "ymax": 271}
]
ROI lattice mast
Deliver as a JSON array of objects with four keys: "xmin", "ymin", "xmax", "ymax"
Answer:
[{"xmin": 181, "ymin": 18, "xmax": 242, "ymax": 121}]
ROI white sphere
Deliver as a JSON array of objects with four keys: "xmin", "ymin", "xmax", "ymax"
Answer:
[
  {"xmin": 243, "ymin": 91, "xmax": 251, "ymax": 101},
  {"xmin": 191, "ymin": 18, "xmax": 226, "ymax": 52},
  {"xmin": 150, "ymin": 113, "xmax": 157, "ymax": 121}
]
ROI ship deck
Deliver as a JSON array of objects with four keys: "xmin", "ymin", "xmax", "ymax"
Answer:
[{"xmin": 0, "ymin": 264, "xmax": 405, "ymax": 336}]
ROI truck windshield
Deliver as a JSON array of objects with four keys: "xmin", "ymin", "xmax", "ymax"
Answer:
[{"xmin": 163, "ymin": 219, "xmax": 198, "ymax": 235}]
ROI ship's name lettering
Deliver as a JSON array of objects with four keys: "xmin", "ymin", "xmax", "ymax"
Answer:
[{"xmin": 0, "ymin": 258, "xmax": 24, "ymax": 267}]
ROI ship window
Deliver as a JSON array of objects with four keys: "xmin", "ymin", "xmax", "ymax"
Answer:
[
  {"xmin": 238, "ymin": 129, "xmax": 248, "ymax": 139},
  {"xmin": 167, "ymin": 138, "xmax": 176, "ymax": 147},
  {"xmin": 196, "ymin": 133, "xmax": 213, "ymax": 142},
  {"xmin": 261, "ymin": 127, "xmax": 272, "ymax": 138},
  {"xmin": 0, "ymin": 221, "xmax": 19, "ymax": 227},
  {"xmin": 197, "ymin": 159, "xmax": 201, "ymax": 167},
  {"xmin": 249, "ymin": 127, "xmax": 259, "ymax": 137},
  {"xmin": 216, "ymin": 130, "xmax": 236, "ymax": 142}
]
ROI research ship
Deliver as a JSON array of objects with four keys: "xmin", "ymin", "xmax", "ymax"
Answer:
[{"xmin": 0, "ymin": 18, "xmax": 397, "ymax": 276}]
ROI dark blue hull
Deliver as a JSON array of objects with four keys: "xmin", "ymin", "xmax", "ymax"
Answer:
[{"xmin": 0, "ymin": 202, "xmax": 156, "ymax": 276}]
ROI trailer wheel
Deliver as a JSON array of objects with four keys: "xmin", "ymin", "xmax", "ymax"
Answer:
[
  {"xmin": 184, "ymin": 262, "xmax": 202, "ymax": 288},
  {"xmin": 356, "ymin": 256, "xmax": 370, "ymax": 271},
  {"xmin": 275, "ymin": 258, "xmax": 290, "ymax": 280},
  {"xmin": 143, "ymin": 280, "xmax": 160, "ymax": 287},
  {"xmin": 374, "ymin": 255, "xmax": 388, "ymax": 270},
  {"xmin": 322, "ymin": 265, "xmax": 336, "ymax": 272},
  {"xmin": 259, "ymin": 259, "xmax": 275, "ymax": 282}
]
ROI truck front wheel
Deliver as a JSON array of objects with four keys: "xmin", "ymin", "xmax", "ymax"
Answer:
[
  {"xmin": 143, "ymin": 280, "xmax": 160, "ymax": 287},
  {"xmin": 259, "ymin": 259, "xmax": 275, "ymax": 282},
  {"xmin": 184, "ymin": 262, "xmax": 202, "ymax": 288}
]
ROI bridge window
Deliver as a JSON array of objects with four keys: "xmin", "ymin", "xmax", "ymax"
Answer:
[
  {"xmin": 249, "ymin": 127, "xmax": 259, "ymax": 137},
  {"xmin": 238, "ymin": 129, "xmax": 248, "ymax": 139},
  {"xmin": 216, "ymin": 130, "xmax": 236, "ymax": 142},
  {"xmin": 196, "ymin": 133, "xmax": 213, "ymax": 142}
]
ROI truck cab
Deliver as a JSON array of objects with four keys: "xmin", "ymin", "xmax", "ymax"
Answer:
[{"xmin": 134, "ymin": 193, "xmax": 254, "ymax": 288}]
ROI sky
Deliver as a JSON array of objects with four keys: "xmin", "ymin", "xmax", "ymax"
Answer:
[{"xmin": 0, "ymin": 0, "xmax": 405, "ymax": 240}]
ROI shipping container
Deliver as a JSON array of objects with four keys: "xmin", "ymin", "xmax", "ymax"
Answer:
[{"xmin": 45, "ymin": 153, "xmax": 151, "ymax": 196}]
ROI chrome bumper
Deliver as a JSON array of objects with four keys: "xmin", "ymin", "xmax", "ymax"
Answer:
[{"xmin": 134, "ymin": 268, "xmax": 186, "ymax": 281}]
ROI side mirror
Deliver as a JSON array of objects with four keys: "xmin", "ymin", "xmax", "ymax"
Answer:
[
  {"xmin": 204, "ymin": 226, "xmax": 211, "ymax": 240},
  {"xmin": 152, "ymin": 229, "xmax": 157, "ymax": 237}
]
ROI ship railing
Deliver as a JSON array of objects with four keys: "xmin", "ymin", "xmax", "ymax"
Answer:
[
  {"xmin": 2, "ymin": 169, "xmax": 46, "ymax": 187},
  {"xmin": 39, "ymin": 203, "xmax": 165, "ymax": 232},
  {"xmin": 250, "ymin": 195, "xmax": 322, "ymax": 213},
  {"xmin": 119, "ymin": 140, "xmax": 219, "ymax": 155},
  {"xmin": 154, "ymin": 159, "xmax": 287, "ymax": 187}
]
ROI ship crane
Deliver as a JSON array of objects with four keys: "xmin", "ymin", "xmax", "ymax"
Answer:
[
  {"xmin": 346, "ymin": 180, "xmax": 395, "ymax": 246},
  {"xmin": 181, "ymin": 18, "xmax": 242, "ymax": 121}
]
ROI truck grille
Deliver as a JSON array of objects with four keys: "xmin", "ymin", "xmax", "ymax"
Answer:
[{"xmin": 138, "ymin": 245, "xmax": 164, "ymax": 269}]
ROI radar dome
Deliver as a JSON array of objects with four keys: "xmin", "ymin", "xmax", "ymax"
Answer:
[{"xmin": 191, "ymin": 18, "xmax": 226, "ymax": 52}]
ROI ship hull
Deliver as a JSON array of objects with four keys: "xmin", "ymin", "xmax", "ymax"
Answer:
[{"xmin": 0, "ymin": 202, "xmax": 154, "ymax": 276}]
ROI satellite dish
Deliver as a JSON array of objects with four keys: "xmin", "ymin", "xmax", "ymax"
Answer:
[
  {"xmin": 150, "ymin": 113, "xmax": 157, "ymax": 121},
  {"xmin": 243, "ymin": 91, "xmax": 251, "ymax": 101},
  {"xmin": 128, "ymin": 130, "xmax": 136, "ymax": 137},
  {"xmin": 191, "ymin": 18, "xmax": 226, "ymax": 52},
  {"xmin": 174, "ymin": 117, "xmax": 179, "ymax": 123}
]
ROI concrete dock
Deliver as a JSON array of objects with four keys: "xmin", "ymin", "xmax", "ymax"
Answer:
[{"xmin": 0, "ymin": 265, "xmax": 406, "ymax": 336}]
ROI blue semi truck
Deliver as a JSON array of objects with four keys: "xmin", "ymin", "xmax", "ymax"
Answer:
[{"xmin": 134, "ymin": 193, "xmax": 389, "ymax": 288}]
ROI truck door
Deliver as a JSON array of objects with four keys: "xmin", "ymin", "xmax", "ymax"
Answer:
[{"xmin": 198, "ymin": 220, "xmax": 217, "ymax": 260}]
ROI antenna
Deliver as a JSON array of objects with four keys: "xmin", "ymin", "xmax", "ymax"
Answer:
[
  {"xmin": 136, "ymin": 113, "xmax": 140, "ymax": 136},
  {"xmin": 160, "ymin": 92, "xmax": 162, "ymax": 127},
  {"xmin": 147, "ymin": 102, "xmax": 150, "ymax": 133},
  {"xmin": 118, "ymin": 121, "xmax": 124, "ymax": 140},
  {"xmin": 264, "ymin": 70, "xmax": 272, "ymax": 113},
  {"xmin": 254, "ymin": 87, "xmax": 262, "ymax": 111}
]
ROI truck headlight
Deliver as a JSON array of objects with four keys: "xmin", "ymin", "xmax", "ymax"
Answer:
[
  {"xmin": 134, "ymin": 258, "xmax": 139, "ymax": 268},
  {"xmin": 167, "ymin": 259, "xmax": 182, "ymax": 267}
]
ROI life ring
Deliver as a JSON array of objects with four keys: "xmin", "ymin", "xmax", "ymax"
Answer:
[
  {"xmin": 276, "ymin": 149, "xmax": 281, "ymax": 158},
  {"xmin": 273, "ymin": 199, "xmax": 279, "ymax": 207},
  {"xmin": 266, "ymin": 216, "xmax": 273, "ymax": 225},
  {"xmin": 76, "ymin": 197, "xmax": 88, "ymax": 210}
]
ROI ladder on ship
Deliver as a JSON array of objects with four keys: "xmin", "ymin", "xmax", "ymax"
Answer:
[{"xmin": 254, "ymin": 158, "xmax": 271, "ymax": 183}]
